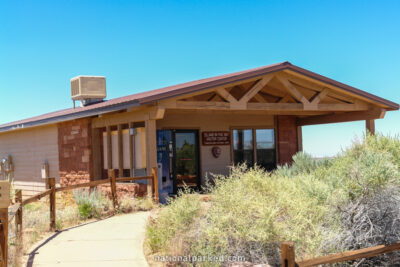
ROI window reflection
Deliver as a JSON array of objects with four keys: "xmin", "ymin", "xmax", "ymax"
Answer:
[
  {"xmin": 256, "ymin": 129, "xmax": 276, "ymax": 171},
  {"xmin": 233, "ymin": 129, "xmax": 254, "ymax": 166},
  {"xmin": 232, "ymin": 128, "xmax": 276, "ymax": 171}
]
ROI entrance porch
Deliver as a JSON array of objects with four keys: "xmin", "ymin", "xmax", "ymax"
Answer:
[{"xmin": 88, "ymin": 64, "xmax": 394, "ymax": 202}]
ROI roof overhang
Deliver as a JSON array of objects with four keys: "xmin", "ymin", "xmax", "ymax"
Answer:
[{"xmin": 0, "ymin": 62, "xmax": 397, "ymax": 133}]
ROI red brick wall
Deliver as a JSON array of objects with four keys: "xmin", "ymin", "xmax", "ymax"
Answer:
[
  {"xmin": 58, "ymin": 118, "xmax": 93, "ymax": 186},
  {"xmin": 277, "ymin": 116, "xmax": 298, "ymax": 165}
]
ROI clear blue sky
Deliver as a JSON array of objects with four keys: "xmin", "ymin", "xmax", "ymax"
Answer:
[{"xmin": 1, "ymin": 0, "xmax": 399, "ymax": 157}]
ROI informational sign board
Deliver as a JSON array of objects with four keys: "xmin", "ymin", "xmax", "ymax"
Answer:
[
  {"xmin": 0, "ymin": 181, "xmax": 10, "ymax": 208},
  {"xmin": 202, "ymin": 131, "xmax": 230, "ymax": 146}
]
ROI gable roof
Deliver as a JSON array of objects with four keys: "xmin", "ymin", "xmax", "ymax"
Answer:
[{"xmin": 0, "ymin": 61, "xmax": 398, "ymax": 132}]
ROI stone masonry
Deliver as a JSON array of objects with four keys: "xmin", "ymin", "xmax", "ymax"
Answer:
[
  {"xmin": 58, "ymin": 118, "xmax": 148, "ymax": 197},
  {"xmin": 58, "ymin": 118, "xmax": 93, "ymax": 186},
  {"xmin": 277, "ymin": 115, "xmax": 299, "ymax": 165}
]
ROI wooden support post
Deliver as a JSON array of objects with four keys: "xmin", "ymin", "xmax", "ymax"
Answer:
[
  {"xmin": 117, "ymin": 124, "xmax": 123, "ymax": 177},
  {"xmin": 106, "ymin": 126, "xmax": 112, "ymax": 170},
  {"xmin": 48, "ymin": 178, "xmax": 56, "ymax": 232},
  {"xmin": 366, "ymin": 119, "xmax": 375, "ymax": 135},
  {"xmin": 129, "ymin": 122, "xmax": 134, "ymax": 177},
  {"xmin": 281, "ymin": 242, "xmax": 296, "ymax": 267},
  {"xmin": 145, "ymin": 119, "xmax": 157, "ymax": 198},
  {"xmin": 297, "ymin": 126, "xmax": 303, "ymax": 152},
  {"xmin": 15, "ymin": 190, "xmax": 23, "ymax": 241},
  {"xmin": 108, "ymin": 169, "xmax": 118, "ymax": 209},
  {"xmin": 0, "ymin": 208, "xmax": 8, "ymax": 267},
  {"xmin": 152, "ymin": 167, "xmax": 159, "ymax": 204}
]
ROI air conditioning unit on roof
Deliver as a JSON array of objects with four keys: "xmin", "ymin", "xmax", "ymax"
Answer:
[{"xmin": 71, "ymin": 76, "xmax": 106, "ymax": 107}]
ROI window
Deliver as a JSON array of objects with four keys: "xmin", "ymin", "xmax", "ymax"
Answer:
[
  {"xmin": 233, "ymin": 129, "xmax": 254, "ymax": 166},
  {"xmin": 232, "ymin": 128, "xmax": 276, "ymax": 171},
  {"xmin": 255, "ymin": 129, "xmax": 276, "ymax": 171}
]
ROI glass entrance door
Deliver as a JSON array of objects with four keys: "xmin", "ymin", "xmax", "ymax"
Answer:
[{"xmin": 173, "ymin": 130, "xmax": 200, "ymax": 192}]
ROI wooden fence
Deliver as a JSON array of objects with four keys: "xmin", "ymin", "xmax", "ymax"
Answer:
[
  {"xmin": 0, "ymin": 168, "xmax": 159, "ymax": 267},
  {"xmin": 281, "ymin": 241, "xmax": 400, "ymax": 266}
]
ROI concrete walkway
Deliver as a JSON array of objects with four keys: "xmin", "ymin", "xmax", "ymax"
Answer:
[{"xmin": 26, "ymin": 211, "xmax": 150, "ymax": 267}]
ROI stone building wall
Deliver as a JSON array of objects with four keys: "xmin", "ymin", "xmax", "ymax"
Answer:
[
  {"xmin": 58, "ymin": 118, "xmax": 93, "ymax": 186},
  {"xmin": 277, "ymin": 115, "xmax": 299, "ymax": 165}
]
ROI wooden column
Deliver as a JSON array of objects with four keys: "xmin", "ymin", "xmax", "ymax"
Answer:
[
  {"xmin": 48, "ymin": 178, "xmax": 56, "ymax": 231},
  {"xmin": 129, "ymin": 123, "xmax": 134, "ymax": 177},
  {"xmin": 297, "ymin": 126, "xmax": 303, "ymax": 152},
  {"xmin": 108, "ymin": 169, "xmax": 118, "ymax": 209},
  {"xmin": 0, "ymin": 208, "xmax": 8, "ymax": 267},
  {"xmin": 366, "ymin": 119, "xmax": 375, "ymax": 135},
  {"xmin": 117, "ymin": 124, "xmax": 123, "ymax": 177},
  {"xmin": 145, "ymin": 119, "xmax": 157, "ymax": 198},
  {"xmin": 281, "ymin": 242, "xmax": 295, "ymax": 267},
  {"xmin": 15, "ymin": 190, "xmax": 23, "ymax": 241},
  {"xmin": 106, "ymin": 126, "xmax": 112, "ymax": 170},
  {"xmin": 152, "ymin": 167, "xmax": 159, "ymax": 204}
]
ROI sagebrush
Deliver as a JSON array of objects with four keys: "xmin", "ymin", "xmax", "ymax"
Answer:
[{"xmin": 146, "ymin": 134, "xmax": 400, "ymax": 266}]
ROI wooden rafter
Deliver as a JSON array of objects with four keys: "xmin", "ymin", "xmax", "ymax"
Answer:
[
  {"xmin": 216, "ymin": 87, "xmax": 239, "ymax": 104},
  {"xmin": 280, "ymin": 72, "xmax": 356, "ymax": 104},
  {"xmin": 276, "ymin": 74, "xmax": 310, "ymax": 104},
  {"xmin": 207, "ymin": 93, "xmax": 218, "ymax": 101},
  {"xmin": 309, "ymin": 88, "xmax": 329, "ymax": 104},
  {"xmin": 278, "ymin": 94, "xmax": 295, "ymax": 103},
  {"xmin": 252, "ymin": 93, "xmax": 266, "ymax": 103},
  {"xmin": 238, "ymin": 74, "xmax": 274, "ymax": 103},
  {"xmin": 258, "ymin": 91, "xmax": 281, "ymax": 102},
  {"xmin": 213, "ymin": 74, "xmax": 274, "ymax": 109}
]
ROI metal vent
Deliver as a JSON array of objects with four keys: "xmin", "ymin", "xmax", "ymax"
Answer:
[
  {"xmin": 71, "ymin": 79, "xmax": 80, "ymax": 97},
  {"xmin": 70, "ymin": 76, "xmax": 106, "ymax": 106}
]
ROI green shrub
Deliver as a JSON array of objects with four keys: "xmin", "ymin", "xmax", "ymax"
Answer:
[
  {"xmin": 73, "ymin": 189, "xmax": 111, "ymax": 219},
  {"xmin": 275, "ymin": 152, "xmax": 332, "ymax": 177}
]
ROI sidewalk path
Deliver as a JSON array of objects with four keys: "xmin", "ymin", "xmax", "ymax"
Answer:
[{"xmin": 26, "ymin": 211, "xmax": 150, "ymax": 267}]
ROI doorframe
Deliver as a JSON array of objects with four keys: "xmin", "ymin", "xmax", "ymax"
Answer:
[{"xmin": 171, "ymin": 129, "xmax": 201, "ymax": 194}]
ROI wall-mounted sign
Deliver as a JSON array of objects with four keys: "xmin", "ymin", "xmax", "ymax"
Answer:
[{"xmin": 202, "ymin": 131, "xmax": 230, "ymax": 146}]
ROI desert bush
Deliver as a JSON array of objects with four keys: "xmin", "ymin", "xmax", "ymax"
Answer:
[
  {"xmin": 118, "ymin": 196, "xmax": 154, "ymax": 213},
  {"xmin": 73, "ymin": 189, "xmax": 111, "ymax": 219},
  {"xmin": 146, "ymin": 190, "xmax": 201, "ymax": 253},
  {"xmin": 190, "ymin": 167, "xmax": 334, "ymax": 266},
  {"xmin": 147, "ymin": 134, "xmax": 400, "ymax": 266},
  {"xmin": 332, "ymin": 186, "xmax": 400, "ymax": 266},
  {"xmin": 274, "ymin": 152, "xmax": 332, "ymax": 177}
]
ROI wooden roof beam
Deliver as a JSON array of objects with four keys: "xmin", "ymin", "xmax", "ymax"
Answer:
[
  {"xmin": 276, "ymin": 75, "xmax": 310, "ymax": 105},
  {"xmin": 252, "ymin": 93, "xmax": 267, "ymax": 103},
  {"xmin": 238, "ymin": 74, "xmax": 274, "ymax": 104},
  {"xmin": 168, "ymin": 100, "xmax": 369, "ymax": 112},
  {"xmin": 310, "ymin": 88, "xmax": 329, "ymax": 104},
  {"xmin": 297, "ymin": 108, "xmax": 386, "ymax": 126},
  {"xmin": 278, "ymin": 94, "xmax": 295, "ymax": 103}
]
